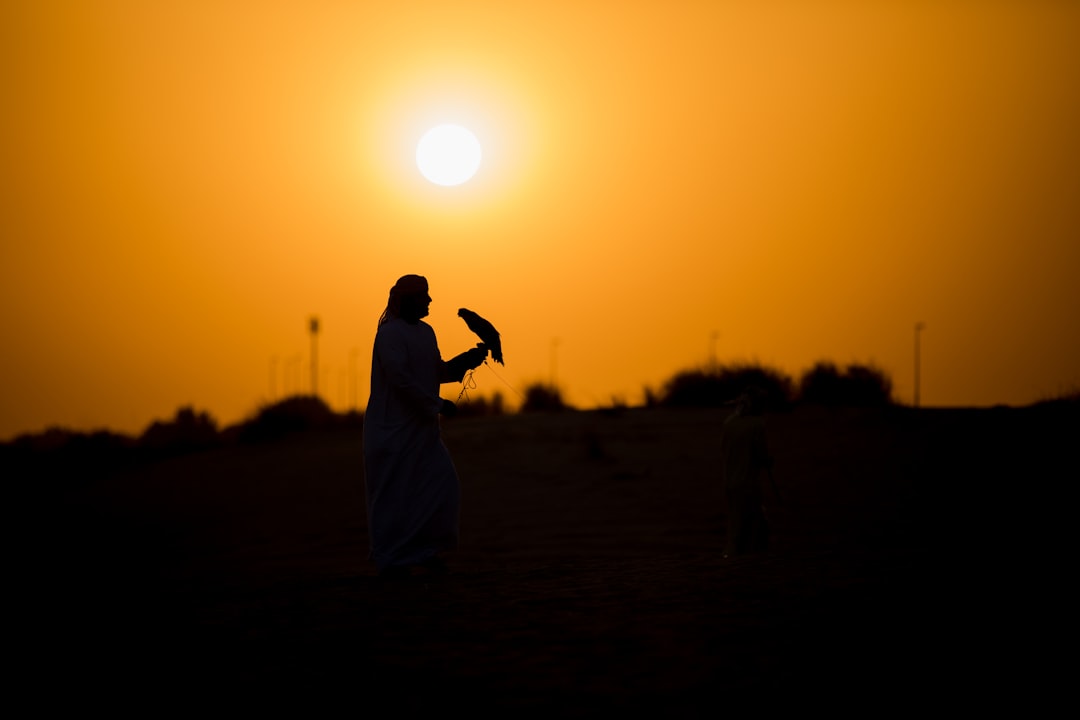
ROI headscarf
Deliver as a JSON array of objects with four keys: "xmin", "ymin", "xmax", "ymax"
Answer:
[{"xmin": 378, "ymin": 274, "xmax": 429, "ymax": 327}]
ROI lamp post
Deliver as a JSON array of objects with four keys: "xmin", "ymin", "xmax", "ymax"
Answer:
[
  {"xmin": 286, "ymin": 354, "xmax": 302, "ymax": 396},
  {"xmin": 914, "ymin": 322, "xmax": 925, "ymax": 408},
  {"xmin": 349, "ymin": 348, "xmax": 360, "ymax": 410},
  {"xmin": 310, "ymin": 316, "xmax": 320, "ymax": 398},
  {"xmin": 550, "ymin": 338, "xmax": 560, "ymax": 387},
  {"xmin": 269, "ymin": 355, "xmax": 278, "ymax": 401}
]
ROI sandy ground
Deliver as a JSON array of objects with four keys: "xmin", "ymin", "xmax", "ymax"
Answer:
[{"xmin": 14, "ymin": 403, "xmax": 1070, "ymax": 714}]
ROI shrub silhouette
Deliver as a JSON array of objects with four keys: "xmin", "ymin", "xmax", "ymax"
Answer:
[
  {"xmin": 659, "ymin": 363, "xmax": 794, "ymax": 410},
  {"xmin": 520, "ymin": 383, "xmax": 570, "ymax": 413},
  {"xmin": 659, "ymin": 370, "xmax": 726, "ymax": 407},
  {"xmin": 797, "ymin": 362, "xmax": 845, "ymax": 405},
  {"xmin": 139, "ymin": 406, "xmax": 219, "ymax": 456},
  {"xmin": 237, "ymin": 395, "xmax": 337, "ymax": 443},
  {"xmin": 798, "ymin": 361, "xmax": 894, "ymax": 407},
  {"xmin": 457, "ymin": 392, "xmax": 507, "ymax": 417},
  {"xmin": 4, "ymin": 427, "xmax": 136, "ymax": 483},
  {"xmin": 1034, "ymin": 386, "xmax": 1079, "ymax": 407}
]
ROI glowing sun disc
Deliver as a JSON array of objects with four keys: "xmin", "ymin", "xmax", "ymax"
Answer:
[{"xmin": 416, "ymin": 124, "xmax": 482, "ymax": 186}]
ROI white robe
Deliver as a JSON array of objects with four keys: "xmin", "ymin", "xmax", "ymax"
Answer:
[{"xmin": 363, "ymin": 318, "xmax": 460, "ymax": 570}]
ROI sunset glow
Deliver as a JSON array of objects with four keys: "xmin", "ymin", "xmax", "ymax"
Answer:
[{"xmin": 2, "ymin": 1, "xmax": 1079, "ymax": 440}]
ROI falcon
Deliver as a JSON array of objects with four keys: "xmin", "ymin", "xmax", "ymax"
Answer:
[{"xmin": 457, "ymin": 308, "xmax": 504, "ymax": 365}]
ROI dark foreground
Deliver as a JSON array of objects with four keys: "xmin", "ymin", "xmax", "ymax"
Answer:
[{"xmin": 13, "ymin": 404, "xmax": 1071, "ymax": 714}]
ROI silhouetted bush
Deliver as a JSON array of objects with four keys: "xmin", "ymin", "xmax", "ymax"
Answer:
[
  {"xmin": 456, "ymin": 392, "xmax": 507, "ymax": 417},
  {"xmin": 10, "ymin": 427, "xmax": 85, "ymax": 454},
  {"xmin": 237, "ymin": 395, "xmax": 337, "ymax": 443},
  {"xmin": 658, "ymin": 363, "xmax": 794, "ymax": 411},
  {"xmin": 520, "ymin": 383, "xmax": 570, "ymax": 413},
  {"xmin": 4, "ymin": 427, "xmax": 137, "ymax": 482},
  {"xmin": 1034, "ymin": 387, "xmax": 1079, "ymax": 408},
  {"xmin": 55, "ymin": 429, "xmax": 136, "ymax": 463},
  {"xmin": 844, "ymin": 363, "xmax": 894, "ymax": 406},
  {"xmin": 659, "ymin": 370, "xmax": 727, "ymax": 407},
  {"xmin": 797, "ymin": 361, "xmax": 894, "ymax": 407},
  {"xmin": 139, "ymin": 406, "xmax": 219, "ymax": 456},
  {"xmin": 797, "ymin": 362, "xmax": 845, "ymax": 406},
  {"xmin": 599, "ymin": 394, "xmax": 629, "ymax": 413},
  {"xmin": 1031, "ymin": 387, "xmax": 1079, "ymax": 422},
  {"xmin": 338, "ymin": 409, "xmax": 365, "ymax": 428}
]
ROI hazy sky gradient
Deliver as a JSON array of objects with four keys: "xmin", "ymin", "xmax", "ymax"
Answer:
[{"xmin": 3, "ymin": 1, "xmax": 1079, "ymax": 440}]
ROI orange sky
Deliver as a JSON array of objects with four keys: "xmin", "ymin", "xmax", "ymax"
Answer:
[{"xmin": 3, "ymin": 1, "xmax": 1079, "ymax": 440}]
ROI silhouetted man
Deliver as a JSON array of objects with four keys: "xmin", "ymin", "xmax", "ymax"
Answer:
[
  {"xmin": 362, "ymin": 274, "xmax": 487, "ymax": 578},
  {"xmin": 719, "ymin": 387, "xmax": 775, "ymax": 557}
]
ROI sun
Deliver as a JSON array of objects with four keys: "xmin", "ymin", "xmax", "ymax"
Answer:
[{"xmin": 416, "ymin": 124, "xmax": 482, "ymax": 186}]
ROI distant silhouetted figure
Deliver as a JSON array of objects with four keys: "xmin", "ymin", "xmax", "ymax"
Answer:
[
  {"xmin": 362, "ymin": 274, "xmax": 487, "ymax": 579},
  {"xmin": 719, "ymin": 387, "xmax": 776, "ymax": 557}
]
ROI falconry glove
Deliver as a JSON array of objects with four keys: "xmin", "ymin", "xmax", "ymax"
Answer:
[{"xmin": 446, "ymin": 344, "xmax": 488, "ymax": 381}]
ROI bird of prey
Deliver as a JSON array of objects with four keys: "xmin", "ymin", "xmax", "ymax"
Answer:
[{"xmin": 458, "ymin": 308, "xmax": 504, "ymax": 365}]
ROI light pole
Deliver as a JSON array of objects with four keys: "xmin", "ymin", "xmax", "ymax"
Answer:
[
  {"xmin": 914, "ymin": 322, "xmax": 925, "ymax": 408},
  {"xmin": 310, "ymin": 316, "xmax": 320, "ymax": 398},
  {"xmin": 286, "ymin": 354, "xmax": 302, "ymax": 396},
  {"xmin": 349, "ymin": 348, "xmax": 360, "ymax": 410},
  {"xmin": 269, "ymin": 355, "xmax": 278, "ymax": 401},
  {"xmin": 550, "ymin": 338, "xmax": 561, "ymax": 387},
  {"xmin": 709, "ymin": 330, "xmax": 720, "ymax": 371}
]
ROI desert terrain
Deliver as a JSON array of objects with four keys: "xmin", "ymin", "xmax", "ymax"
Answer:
[{"xmin": 12, "ymin": 402, "xmax": 1070, "ymax": 714}]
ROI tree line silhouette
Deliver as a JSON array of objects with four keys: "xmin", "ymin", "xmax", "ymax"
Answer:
[
  {"xmin": 6, "ymin": 359, "xmax": 1073, "ymax": 471},
  {"xmin": 1, "ymin": 359, "xmax": 891, "ymax": 463}
]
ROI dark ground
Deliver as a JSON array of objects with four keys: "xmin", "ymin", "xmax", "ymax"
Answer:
[{"xmin": 11, "ymin": 403, "xmax": 1072, "ymax": 714}]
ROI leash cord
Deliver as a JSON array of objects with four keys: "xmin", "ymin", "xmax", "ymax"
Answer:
[
  {"xmin": 457, "ymin": 369, "xmax": 478, "ymax": 402},
  {"xmin": 457, "ymin": 361, "xmax": 525, "ymax": 403}
]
